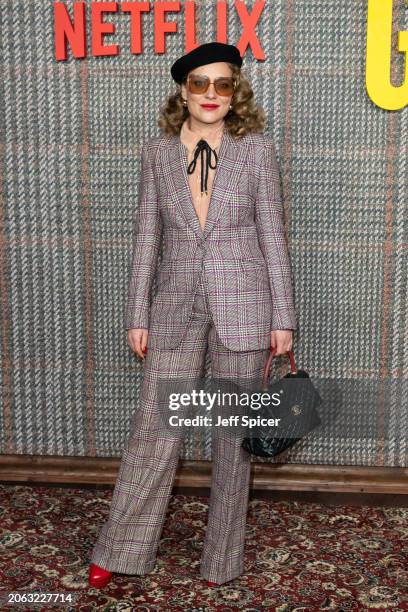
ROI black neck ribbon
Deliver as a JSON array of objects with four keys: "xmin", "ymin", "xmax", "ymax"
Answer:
[{"xmin": 187, "ymin": 139, "xmax": 218, "ymax": 194}]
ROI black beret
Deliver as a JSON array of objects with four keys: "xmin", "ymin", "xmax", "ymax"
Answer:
[{"xmin": 171, "ymin": 42, "xmax": 243, "ymax": 84}]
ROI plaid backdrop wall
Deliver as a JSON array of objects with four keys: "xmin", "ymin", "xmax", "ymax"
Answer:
[{"xmin": 1, "ymin": 0, "xmax": 407, "ymax": 466}]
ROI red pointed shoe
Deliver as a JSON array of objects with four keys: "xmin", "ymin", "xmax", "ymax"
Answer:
[
  {"xmin": 88, "ymin": 563, "xmax": 113, "ymax": 588},
  {"xmin": 207, "ymin": 581, "xmax": 220, "ymax": 587}
]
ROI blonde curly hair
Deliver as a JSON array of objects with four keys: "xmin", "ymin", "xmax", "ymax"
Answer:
[{"xmin": 158, "ymin": 63, "xmax": 265, "ymax": 138}]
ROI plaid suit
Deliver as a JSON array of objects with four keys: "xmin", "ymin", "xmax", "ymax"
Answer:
[
  {"xmin": 124, "ymin": 130, "xmax": 297, "ymax": 349},
  {"xmin": 91, "ymin": 131, "xmax": 297, "ymax": 585}
]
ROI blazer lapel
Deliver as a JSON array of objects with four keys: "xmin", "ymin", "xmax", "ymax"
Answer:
[
  {"xmin": 202, "ymin": 130, "xmax": 248, "ymax": 239},
  {"xmin": 164, "ymin": 136, "xmax": 204, "ymax": 239},
  {"xmin": 163, "ymin": 129, "xmax": 249, "ymax": 240}
]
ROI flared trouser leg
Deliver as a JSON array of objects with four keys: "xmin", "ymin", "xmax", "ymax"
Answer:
[
  {"xmin": 199, "ymin": 325, "xmax": 269, "ymax": 584},
  {"xmin": 90, "ymin": 271, "xmax": 269, "ymax": 583}
]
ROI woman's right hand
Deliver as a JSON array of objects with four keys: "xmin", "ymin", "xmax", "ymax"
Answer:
[{"xmin": 127, "ymin": 328, "xmax": 149, "ymax": 359}]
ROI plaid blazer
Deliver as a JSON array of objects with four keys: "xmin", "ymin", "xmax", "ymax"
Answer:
[{"xmin": 125, "ymin": 130, "xmax": 297, "ymax": 351}]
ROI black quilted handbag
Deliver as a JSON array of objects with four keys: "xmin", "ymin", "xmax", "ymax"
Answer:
[{"xmin": 241, "ymin": 347, "xmax": 322, "ymax": 457}]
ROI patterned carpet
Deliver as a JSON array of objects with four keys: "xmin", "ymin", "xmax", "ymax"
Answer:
[{"xmin": 0, "ymin": 484, "xmax": 407, "ymax": 611}]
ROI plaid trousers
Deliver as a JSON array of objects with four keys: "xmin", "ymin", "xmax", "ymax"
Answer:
[{"xmin": 91, "ymin": 269, "xmax": 270, "ymax": 585}]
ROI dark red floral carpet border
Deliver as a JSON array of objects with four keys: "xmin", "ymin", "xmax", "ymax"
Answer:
[{"xmin": 0, "ymin": 484, "xmax": 407, "ymax": 611}]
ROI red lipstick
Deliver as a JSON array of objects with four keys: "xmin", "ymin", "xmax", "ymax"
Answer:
[{"xmin": 201, "ymin": 104, "xmax": 219, "ymax": 110}]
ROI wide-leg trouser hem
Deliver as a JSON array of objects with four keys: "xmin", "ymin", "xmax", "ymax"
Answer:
[
  {"xmin": 90, "ymin": 548, "xmax": 156, "ymax": 575},
  {"xmin": 199, "ymin": 560, "xmax": 245, "ymax": 585}
]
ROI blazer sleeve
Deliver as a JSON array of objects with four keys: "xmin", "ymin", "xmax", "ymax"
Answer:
[
  {"xmin": 124, "ymin": 142, "xmax": 163, "ymax": 330},
  {"xmin": 254, "ymin": 138, "xmax": 297, "ymax": 331}
]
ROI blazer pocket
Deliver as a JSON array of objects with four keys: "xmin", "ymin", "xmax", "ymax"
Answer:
[
  {"xmin": 239, "ymin": 259, "xmax": 267, "ymax": 270},
  {"xmin": 239, "ymin": 259, "xmax": 270, "ymax": 290}
]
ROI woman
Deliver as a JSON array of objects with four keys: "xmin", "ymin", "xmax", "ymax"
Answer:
[{"xmin": 89, "ymin": 41, "xmax": 297, "ymax": 589}]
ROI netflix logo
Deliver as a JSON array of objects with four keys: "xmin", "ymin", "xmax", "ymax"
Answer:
[{"xmin": 54, "ymin": 1, "xmax": 267, "ymax": 61}]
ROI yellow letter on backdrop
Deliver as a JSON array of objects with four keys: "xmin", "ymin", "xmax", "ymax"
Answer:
[{"xmin": 366, "ymin": 0, "xmax": 408, "ymax": 110}]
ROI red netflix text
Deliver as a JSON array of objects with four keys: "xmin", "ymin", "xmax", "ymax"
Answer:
[{"xmin": 54, "ymin": 1, "xmax": 266, "ymax": 61}]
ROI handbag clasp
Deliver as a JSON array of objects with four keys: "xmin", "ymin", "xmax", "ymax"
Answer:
[{"xmin": 291, "ymin": 404, "xmax": 302, "ymax": 415}]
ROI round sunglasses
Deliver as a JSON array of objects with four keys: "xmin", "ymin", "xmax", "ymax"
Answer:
[{"xmin": 186, "ymin": 74, "xmax": 237, "ymax": 97}]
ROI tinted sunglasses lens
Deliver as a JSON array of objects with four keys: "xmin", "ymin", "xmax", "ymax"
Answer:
[
  {"xmin": 215, "ymin": 78, "xmax": 235, "ymax": 96},
  {"xmin": 188, "ymin": 76, "xmax": 209, "ymax": 93},
  {"xmin": 187, "ymin": 76, "xmax": 235, "ymax": 95}
]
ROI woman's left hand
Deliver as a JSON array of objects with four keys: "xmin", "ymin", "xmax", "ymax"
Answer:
[{"xmin": 270, "ymin": 330, "xmax": 293, "ymax": 355}]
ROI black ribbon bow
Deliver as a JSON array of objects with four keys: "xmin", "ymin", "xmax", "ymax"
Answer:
[{"xmin": 187, "ymin": 139, "xmax": 218, "ymax": 194}]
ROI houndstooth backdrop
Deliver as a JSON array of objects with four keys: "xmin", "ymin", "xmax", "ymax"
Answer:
[{"xmin": 1, "ymin": 0, "xmax": 407, "ymax": 467}]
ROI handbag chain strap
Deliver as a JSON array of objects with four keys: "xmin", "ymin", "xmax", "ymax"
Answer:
[{"xmin": 262, "ymin": 347, "xmax": 298, "ymax": 389}]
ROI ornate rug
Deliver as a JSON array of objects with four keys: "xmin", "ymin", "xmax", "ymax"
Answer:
[{"xmin": 0, "ymin": 484, "xmax": 406, "ymax": 610}]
